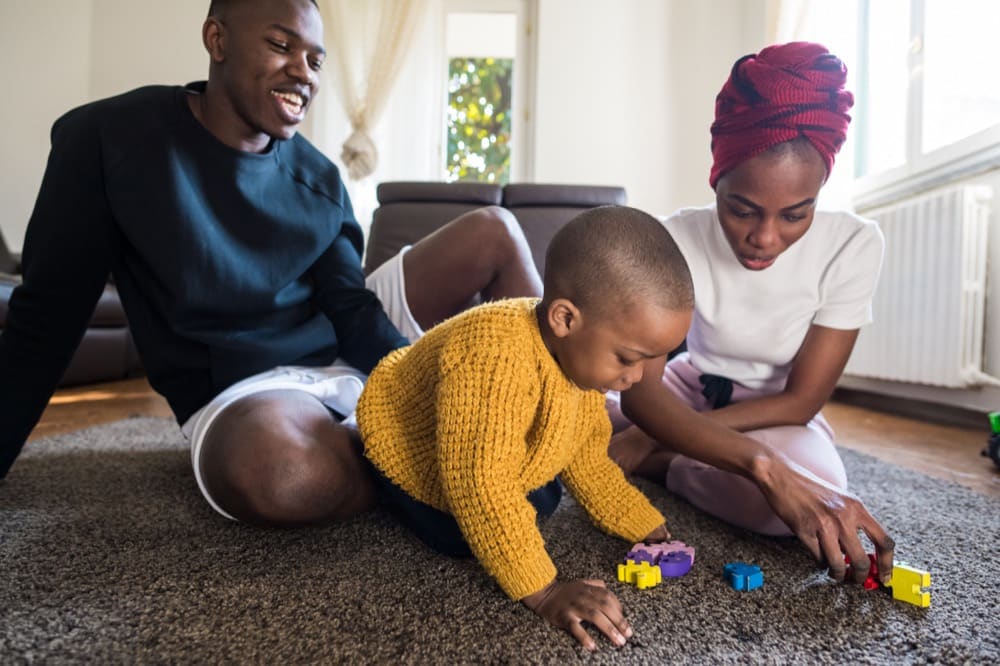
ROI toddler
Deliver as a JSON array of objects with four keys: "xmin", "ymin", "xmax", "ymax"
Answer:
[{"xmin": 357, "ymin": 205, "xmax": 694, "ymax": 650}]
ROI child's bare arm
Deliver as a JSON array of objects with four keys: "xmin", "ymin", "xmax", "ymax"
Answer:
[{"xmin": 521, "ymin": 579, "xmax": 632, "ymax": 651}]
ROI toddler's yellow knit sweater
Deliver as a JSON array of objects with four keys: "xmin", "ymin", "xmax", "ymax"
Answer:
[{"xmin": 357, "ymin": 298, "xmax": 666, "ymax": 600}]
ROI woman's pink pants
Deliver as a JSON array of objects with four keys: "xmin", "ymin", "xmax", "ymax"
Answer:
[{"xmin": 653, "ymin": 354, "xmax": 847, "ymax": 536}]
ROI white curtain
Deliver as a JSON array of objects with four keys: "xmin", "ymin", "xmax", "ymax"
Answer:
[
  {"xmin": 322, "ymin": 0, "xmax": 431, "ymax": 181},
  {"xmin": 763, "ymin": 0, "xmax": 860, "ymax": 211},
  {"xmin": 765, "ymin": 0, "xmax": 810, "ymax": 46}
]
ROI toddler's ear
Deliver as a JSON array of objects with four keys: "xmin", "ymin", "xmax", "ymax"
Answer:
[{"xmin": 547, "ymin": 298, "xmax": 582, "ymax": 338}]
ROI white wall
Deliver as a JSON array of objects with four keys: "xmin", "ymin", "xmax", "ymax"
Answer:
[
  {"xmin": 0, "ymin": 1, "xmax": 93, "ymax": 251},
  {"xmin": 532, "ymin": 0, "xmax": 765, "ymax": 217},
  {"xmin": 0, "ymin": 0, "xmax": 207, "ymax": 252},
  {"xmin": 88, "ymin": 0, "xmax": 207, "ymax": 101}
]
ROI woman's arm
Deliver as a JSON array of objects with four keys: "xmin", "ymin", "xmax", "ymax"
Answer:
[
  {"xmin": 621, "ymin": 355, "xmax": 895, "ymax": 583},
  {"xmin": 705, "ymin": 324, "xmax": 859, "ymax": 431}
]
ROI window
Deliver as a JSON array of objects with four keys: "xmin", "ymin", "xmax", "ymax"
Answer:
[
  {"xmin": 855, "ymin": 0, "xmax": 1000, "ymax": 198},
  {"xmin": 446, "ymin": 55, "xmax": 513, "ymax": 183},
  {"xmin": 442, "ymin": 2, "xmax": 534, "ymax": 184}
]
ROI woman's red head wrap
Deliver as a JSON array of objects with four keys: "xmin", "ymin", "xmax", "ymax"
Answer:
[{"xmin": 709, "ymin": 41, "xmax": 854, "ymax": 189}]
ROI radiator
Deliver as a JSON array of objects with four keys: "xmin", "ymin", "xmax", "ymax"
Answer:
[{"xmin": 844, "ymin": 185, "xmax": 993, "ymax": 388}]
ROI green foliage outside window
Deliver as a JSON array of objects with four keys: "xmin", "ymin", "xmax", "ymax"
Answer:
[{"xmin": 446, "ymin": 57, "xmax": 513, "ymax": 184}]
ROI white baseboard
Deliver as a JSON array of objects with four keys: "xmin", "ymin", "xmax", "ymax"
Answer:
[{"xmin": 838, "ymin": 375, "xmax": 1000, "ymax": 416}]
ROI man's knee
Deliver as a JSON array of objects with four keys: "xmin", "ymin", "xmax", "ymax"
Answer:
[
  {"xmin": 466, "ymin": 205, "xmax": 526, "ymax": 255},
  {"xmin": 199, "ymin": 393, "xmax": 374, "ymax": 524}
]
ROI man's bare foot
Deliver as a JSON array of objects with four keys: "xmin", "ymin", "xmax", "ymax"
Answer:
[{"xmin": 608, "ymin": 426, "xmax": 676, "ymax": 484}]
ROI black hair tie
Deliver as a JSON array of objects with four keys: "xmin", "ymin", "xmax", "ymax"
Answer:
[{"xmin": 699, "ymin": 374, "xmax": 734, "ymax": 409}]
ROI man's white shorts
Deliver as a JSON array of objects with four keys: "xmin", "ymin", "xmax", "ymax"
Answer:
[{"xmin": 183, "ymin": 247, "xmax": 423, "ymax": 521}]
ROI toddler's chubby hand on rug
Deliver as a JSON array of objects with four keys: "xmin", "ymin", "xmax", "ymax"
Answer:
[{"xmin": 521, "ymin": 579, "xmax": 632, "ymax": 652}]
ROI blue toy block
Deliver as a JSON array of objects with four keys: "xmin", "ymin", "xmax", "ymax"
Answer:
[{"xmin": 724, "ymin": 562, "xmax": 763, "ymax": 591}]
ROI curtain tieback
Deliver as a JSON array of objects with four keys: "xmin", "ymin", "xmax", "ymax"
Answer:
[{"xmin": 341, "ymin": 128, "xmax": 378, "ymax": 180}]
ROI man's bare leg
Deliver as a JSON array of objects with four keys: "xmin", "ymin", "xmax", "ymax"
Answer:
[
  {"xmin": 198, "ymin": 390, "xmax": 377, "ymax": 524},
  {"xmin": 403, "ymin": 205, "xmax": 542, "ymax": 330}
]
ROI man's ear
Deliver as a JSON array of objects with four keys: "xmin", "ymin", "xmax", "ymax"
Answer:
[
  {"xmin": 203, "ymin": 17, "xmax": 226, "ymax": 63},
  {"xmin": 546, "ymin": 298, "xmax": 582, "ymax": 339}
]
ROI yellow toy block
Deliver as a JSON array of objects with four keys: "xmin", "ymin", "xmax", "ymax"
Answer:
[
  {"xmin": 888, "ymin": 562, "xmax": 931, "ymax": 608},
  {"xmin": 617, "ymin": 560, "xmax": 662, "ymax": 590}
]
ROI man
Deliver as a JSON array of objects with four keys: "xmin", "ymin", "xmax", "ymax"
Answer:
[{"xmin": 0, "ymin": 0, "xmax": 541, "ymax": 525}]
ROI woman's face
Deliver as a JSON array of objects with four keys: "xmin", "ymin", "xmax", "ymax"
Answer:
[{"xmin": 713, "ymin": 146, "xmax": 828, "ymax": 270}]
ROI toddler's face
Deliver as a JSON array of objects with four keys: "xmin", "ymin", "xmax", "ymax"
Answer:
[{"xmin": 559, "ymin": 303, "xmax": 691, "ymax": 394}]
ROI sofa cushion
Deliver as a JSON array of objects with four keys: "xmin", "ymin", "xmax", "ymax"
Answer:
[
  {"xmin": 502, "ymin": 184, "xmax": 627, "ymax": 276},
  {"xmin": 0, "ymin": 273, "xmax": 17, "ymax": 327},
  {"xmin": 0, "ymin": 233, "xmax": 17, "ymax": 274}
]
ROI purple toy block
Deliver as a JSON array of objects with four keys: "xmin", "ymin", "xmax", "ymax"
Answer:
[
  {"xmin": 658, "ymin": 551, "xmax": 693, "ymax": 577},
  {"xmin": 625, "ymin": 540, "xmax": 696, "ymax": 578},
  {"xmin": 629, "ymin": 540, "xmax": 696, "ymax": 564},
  {"xmin": 625, "ymin": 549, "xmax": 655, "ymax": 564}
]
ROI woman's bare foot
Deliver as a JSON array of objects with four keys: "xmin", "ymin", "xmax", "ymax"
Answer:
[{"xmin": 608, "ymin": 426, "xmax": 677, "ymax": 484}]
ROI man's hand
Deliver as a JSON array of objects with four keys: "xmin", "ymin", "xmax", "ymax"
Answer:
[
  {"xmin": 521, "ymin": 579, "xmax": 632, "ymax": 651},
  {"xmin": 752, "ymin": 454, "xmax": 895, "ymax": 584}
]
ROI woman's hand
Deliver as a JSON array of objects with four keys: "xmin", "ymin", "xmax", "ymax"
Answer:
[
  {"xmin": 521, "ymin": 579, "xmax": 632, "ymax": 651},
  {"xmin": 751, "ymin": 453, "xmax": 895, "ymax": 583}
]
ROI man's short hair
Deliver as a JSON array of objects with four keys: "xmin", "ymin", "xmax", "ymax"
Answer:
[
  {"xmin": 543, "ymin": 206, "xmax": 694, "ymax": 318},
  {"xmin": 208, "ymin": 0, "xmax": 318, "ymax": 17}
]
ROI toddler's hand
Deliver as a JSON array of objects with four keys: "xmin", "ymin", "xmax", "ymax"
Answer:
[
  {"xmin": 642, "ymin": 523, "xmax": 672, "ymax": 542},
  {"xmin": 521, "ymin": 579, "xmax": 632, "ymax": 651}
]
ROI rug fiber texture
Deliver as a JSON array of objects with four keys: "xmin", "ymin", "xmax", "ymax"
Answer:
[{"xmin": 1, "ymin": 417, "xmax": 997, "ymax": 664}]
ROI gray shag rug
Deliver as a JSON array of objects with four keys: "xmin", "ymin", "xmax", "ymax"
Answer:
[{"xmin": 1, "ymin": 417, "xmax": 997, "ymax": 664}]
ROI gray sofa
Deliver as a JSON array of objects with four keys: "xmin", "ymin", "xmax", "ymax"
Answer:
[{"xmin": 0, "ymin": 230, "xmax": 141, "ymax": 387}]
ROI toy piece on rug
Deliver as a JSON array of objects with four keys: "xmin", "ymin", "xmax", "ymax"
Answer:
[
  {"xmin": 617, "ymin": 540, "xmax": 696, "ymax": 589},
  {"xmin": 617, "ymin": 560, "xmax": 662, "ymax": 589},
  {"xmin": 845, "ymin": 553, "xmax": 881, "ymax": 590},
  {"xmin": 982, "ymin": 411, "xmax": 1000, "ymax": 469},
  {"xmin": 889, "ymin": 563, "xmax": 932, "ymax": 608},
  {"xmin": 845, "ymin": 554, "xmax": 932, "ymax": 608},
  {"xmin": 626, "ymin": 540, "xmax": 695, "ymax": 578},
  {"xmin": 723, "ymin": 562, "xmax": 764, "ymax": 591}
]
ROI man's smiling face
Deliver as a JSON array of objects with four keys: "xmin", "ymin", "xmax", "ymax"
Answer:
[{"xmin": 207, "ymin": 0, "xmax": 326, "ymax": 151}]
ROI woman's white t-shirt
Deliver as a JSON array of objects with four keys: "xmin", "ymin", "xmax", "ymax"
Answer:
[{"xmin": 662, "ymin": 204, "xmax": 885, "ymax": 394}]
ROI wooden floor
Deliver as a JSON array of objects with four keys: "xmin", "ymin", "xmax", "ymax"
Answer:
[{"xmin": 28, "ymin": 376, "xmax": 1000, "ymax": 499}]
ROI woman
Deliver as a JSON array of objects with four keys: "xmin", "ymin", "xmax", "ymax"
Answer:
[{"xmin": 613, "ymin": 41, "xmax": 894, "ymax": 583}]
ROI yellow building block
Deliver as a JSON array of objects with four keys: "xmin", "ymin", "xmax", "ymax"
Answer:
[
  {"xmin": 888, "ymin": 562, "xmax": 931, "ymax": 608},
  {"xmin": 617, "ymin": 560, "xmax": 662, "ymax": 590}
]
